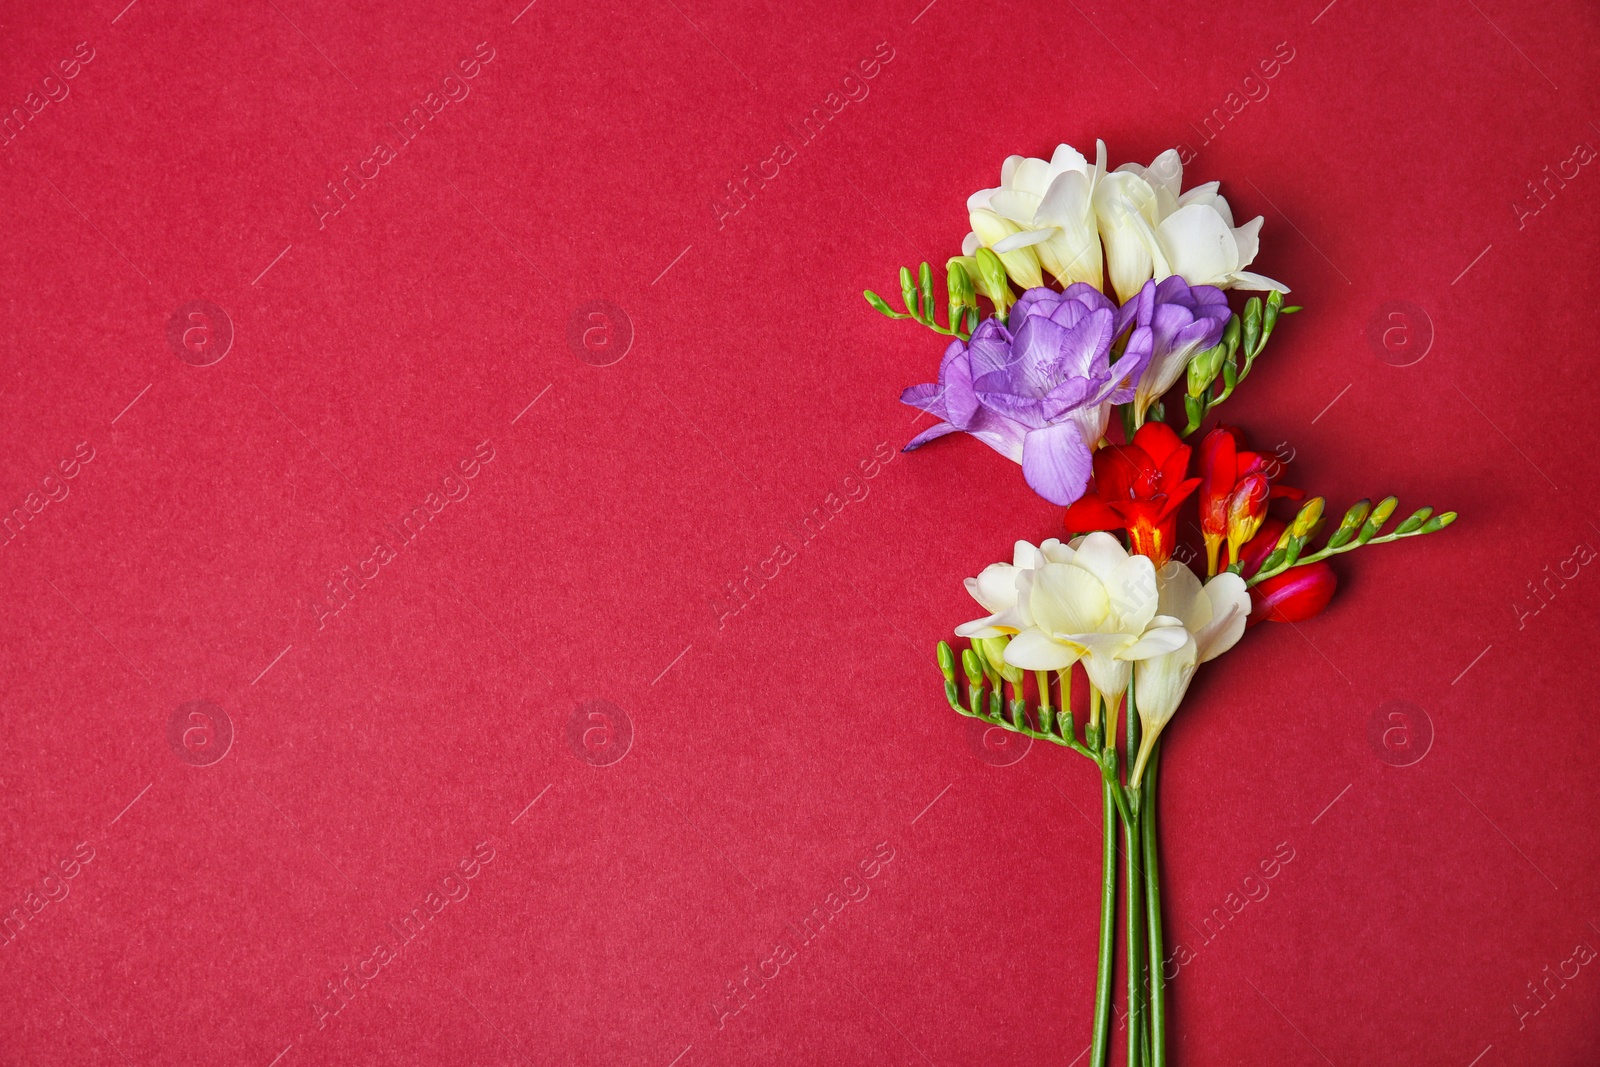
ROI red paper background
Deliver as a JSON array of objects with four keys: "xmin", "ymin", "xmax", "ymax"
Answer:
[{"xmin": 2, "ymin": 0, "xmax": 1597, "ymax": 1063}]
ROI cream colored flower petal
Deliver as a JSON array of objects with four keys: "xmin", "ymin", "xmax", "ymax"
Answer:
[
  {"xmin": 1232, "ymin": 215, "xmax": 1263, "ymax": 266},
  {"xmin": 1158, "ymin": 204, "xmax": 1239, "ymax": 286},
  {"xmin": 1002, "ymin": 246, "xmax": 1044, "ymax": 289},
  {"xmin": 999, "ymin": 154, "xmax": 1025, "ymax": 190},
  {"xmin": 1012, "ymin": 540, "xmax": 1043, "ymax": 569},
  {"xmin": 954, "ymin": 617, "xmax": 1012, "ymax": 639},
  {"xmin": 970, "ymin": 207, "xmax": 1020, "ymax": 245},
  {"xmin": 1144, "ymin": 149, "xmax": 1184, "ymax": 212},
  {"xmin": 1195, "ymin": 573, "xmax": 1251, "ymax": 661},
  {"xmin": 1004, "ymin": 628, "xmax": 1082, "ymax": 671},
  {"xmin": 1227, "ymin": 270, "xmax": 1290, "ymax": 293},
  {"xmin": 1065, "ymin": 531, "xmax": 1129, "ymax": 589},
  {"xmin": 1013, "ymin": 569, "xmax": 1037, "ymax": 629},
  {"xmin": 961, "ymin": 233, "xmax": 979, "ymax": 257},
  {"xmin": 971, "ymin": 209, "xmax": 1044, "ymax": 288},
  {"xmin": 990, "ymin": 188, "xmax": 1043, "ymax": 225},
  {"xmin": 1040, "ymin": 539, "xmax": 1075, "ymax": 565},
  {"xmin": 1031, "ymin": 562, "xmax": 1111, "ymax": 636},
  {"xmin": 1034, "ymin": 170, "xmax": 1102, "ymax": 289},
  {"xmin": 1155, "ymin": 561, "xmax": 1208, "ymax": 632},
  {"xmin": 1120, "ymin": 620, "xmax": 1189, "ymax": 660},
  {"xmin": 1078, "ymin": 645, "xmax": 1132, "ymax": 705},
  {"xmin": 1134, "ymin": 635, "xmax": 1199, "ymax": 730},
  {"xmin": 1107, "ymin": 554, "xmax": 1159, "ymax": 633},
  {"xmin": 1047, "ymin": 143, "xmax": 1092, "ymax": 184},
  {"xmin": 1206, "ymin": 190, "xmax": 1237, "ymax": 229},
  {"xmin": 1010, "ymin": 155, "xmax": 1054, "ymax": 199},
  {"xmin": 1176, "ymin": 181, "xmax": 1220, "ymax": 209},
  {"xmin": 993, "ymin": 228, "xmax": 1054, "ymax": 253},
  {"xmin": 1094, "ymin": 171, "xmax": 1160, "ymax": 302},
  {"xmin": 970, "ymin": 563, "xmax": 1019, "ymax": 613}
]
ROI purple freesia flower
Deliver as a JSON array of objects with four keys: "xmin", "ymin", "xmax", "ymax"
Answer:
[
  {"xmin": 1115, "ymin": 277, "xmax": 1231, "ymax": 423},
  {"xmin": 900, "ymin": 283, "xmax": 1151, "ymax": 506}
]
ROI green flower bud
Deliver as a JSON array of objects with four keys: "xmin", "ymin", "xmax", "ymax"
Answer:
[
  {"xmin": 1359, "ymin": 496, "xmax": 1399, "ymax": 542},
  {"xmin": 1291, "ymin": 496, "xmax": 1326, "ymax": 538},
  {"xmin": 900, "ymin": 266, "xmax": 918, "ymax": 318},
  {"xmin": 864, "ymin": 290, "xmax": 896, "ymax": 317},
  {"xmin": 1395, "ymin": 507, "xmax": 1434, "ymax": 535},
  {"xmin": 1324, "ymin": 499, "xmax": 1370, "ymax": 549},
  {"xmin": 961, "ymin": 647, "xmax": 984, "ymax": 687},
  {"xmin": 937, "ymin": 641, "xmax": 956, "ymax": 682},
  {"xmin": 973, "ymin": 248, "xmax": 1013, "ymax": 315},
  {"xmin": 1264, "ymin": 289, "xmax": 1284, "ymax": 336},
  {"xmin": 947, "ymin": 261, "xmax": 973, "ymax": 319},
  {"xmin": 1242, "ymin": 297, "xmax": 1263, "ymax": 356},
  {"xmin": 975, "ymin": 635, "xmax": 1023, "ymax": 684}
]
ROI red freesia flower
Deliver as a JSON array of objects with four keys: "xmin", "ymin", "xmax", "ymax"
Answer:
[
  {"xmin": 1196, "ymin": 425, "xmax": 1305, "ymax": 575},
  {"xmin": 1063, "ymin": 422, "xmax": 1201, "ymax": 566},
  {"xmin": 1237, "ymin": 517, "xmax": 1338, "ymax": 624}
]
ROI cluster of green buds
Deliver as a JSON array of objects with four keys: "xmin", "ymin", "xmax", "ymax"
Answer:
[
  {"xmin": 1247, "ymin": 494, "xmax": 1458, "ymax": 585},
  {"xmin": 1183, "ymin": 290, "xmax": 1300, "ymax": 435},
  {"xmin": 934, "ymin": 635, "xmax": 1099, "ymax": 762},
  {"xmin": 864, "ymin": 249, "xmax": 1016, "ymax": 339}
]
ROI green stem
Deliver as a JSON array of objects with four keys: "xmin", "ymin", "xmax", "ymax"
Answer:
[
  {"xmin": 1142, "ymin": 742, "xmax": 1166, "ymax": 1067},
  {"xmin": 1124, "ymin": 696, "xmax": 1144, "ymax": 1067},
  {"xmin": 1247, "ymin": 524, "xmax": 1448, "ymax": 586},
  {"xmin": 1091, "ymin": 726, "xmax": 1116, "ymax": 1067}
]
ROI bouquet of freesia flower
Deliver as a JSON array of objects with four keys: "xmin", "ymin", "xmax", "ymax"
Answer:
[{"xmin": 869, "ymin": 141, "xmax": 1456, "ymax": 1067}]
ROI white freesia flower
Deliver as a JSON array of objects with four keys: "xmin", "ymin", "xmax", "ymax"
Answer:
[
  {"xmin": 1122, "ymin": 150, "xmax": 1287, "ymax": 295},
  {"xmin": 1097, "ymin": 151, "xmax": 1289, "ymax": 299},
  {"xmin": 966, "ymin": 144, "xmax": 1106, "ymax": 291},
  {"xmin": 1000, "ymin": 533, "xmax": 1189, "ymax": 710},
  {"xmin": 954, "ymin": 539, "xmax": 1050, "ymax": 639},
  {"xmin": 965, "ymin": 141, "xmax": 1288, "ymax": 301},
  {"xmin": 1092, "ymin": 168, "xmax": 1167, "ymax": 303},
  {"xmin": 1130, "ymin": 563, "xmax": 1252, "ymax": 783},
  {"xmin": 1156, "ymin": 186, "xmax": 1286, "ymax": 294}
]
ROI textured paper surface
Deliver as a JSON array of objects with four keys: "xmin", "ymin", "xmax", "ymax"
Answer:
[{"xmin": 1, "ymin": 1, "xmax": 1597, "ymax": 1064}]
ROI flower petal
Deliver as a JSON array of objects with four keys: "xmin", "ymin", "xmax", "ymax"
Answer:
[
  {"xmin": 1003, "ymin": 628, "xmax": 1082, "ymax": 671},
  {"xmin": 968, "ymin": 562, "xmax": 1020, "ymax": 613},
  {"xmin": 1021, "ymin": 421, "xmax": 1095, "ymax": 506},
  {"xmin": 1134, "ymin": 635, "xmax": 1199, "ymax": 730},
  {"xmin": 903, "ymin": 421, "xmax": 957, "ymax": 450},
  {"xmin": 1195, "ymin": 572, "xmax": 1251, "ymax": 659},
  {"xmin": 1107, "ymin": 554, "xmax": 1159, "ymax": 632},
  {"xmin": 1226, "ymin": 270, "xmax": 1290, "ymax": 293},
  {"xmin": 1030, "ymin": 561, "xmax": 1110, "ymax": 636},
  {"xmin": 1158, "ymin": 204, "xmax": 1239, "ymax": 286},
  {"xmin": 1120, "ymin": 621, "xmax": 1189, "ymax": 660},
  {"xmin": 1067, "ymin": 531, "xmax": 1130, "ymax": 588}
]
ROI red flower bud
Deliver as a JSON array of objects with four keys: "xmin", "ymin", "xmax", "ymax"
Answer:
[
  {"xmin": 1225, "ymin": 472, "xmax": 1271, "ymax": 564},
  {"xmin": 1197, "ymin": 428, "xmax": 1236, "ymax": 539},
  {"xmin": 1197, "ymin": 428, "xmax": 1237, "ymax": 574},
  {"xmin": 1250, "ymin": 561, "xmax": 1338, "ymax": 623},
  {"xmin": 1237, "ymin": 518, "xmax": 1286, "ymax": 576}
]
